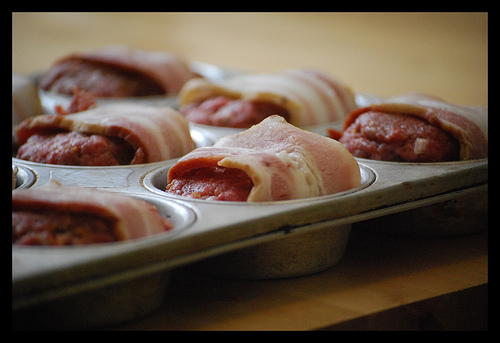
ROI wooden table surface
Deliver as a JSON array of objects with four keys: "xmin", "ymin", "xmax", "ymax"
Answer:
[{"xmin": 12, "ymin": 12, "xmax": 488, "ymax": 331}]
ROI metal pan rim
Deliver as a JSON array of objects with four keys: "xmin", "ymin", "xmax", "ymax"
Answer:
[
  {"xmin": 142, "ymin": 163, "xmax": 376, "ymax": 206},
  {"xmin": 12, "ymin": 163, "xmax": 37, "ymax": 189},
  {"xmin": 354, "ymin": 156, "xmax": 488, "ymax": 166}
]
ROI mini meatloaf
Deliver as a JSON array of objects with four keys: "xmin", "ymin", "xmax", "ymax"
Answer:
[
  {"xmin": 38, "ymin": 45, "xmax": 196, "ymax": 97},
  {"xmin": 12, "ymin": 181, "xmax": 173, "ymax": 246},
  {"xmin": 179, "ymin": 96, "xmax": 291, "ymax": 129},
  {"xmin": 16, "ymin": 131, "xmax": 138, "ymax": 166},
  {"xmin": 14, "ymin": 104, "xmax": 195, "ymax": 166},
  {"xmin": 165, "ymin": 115, "xmax": 360, "ymax": 202},
  {"xmin": 338, "ymin": 111, "xmax": 460, "ymax": 162},
  {"xmin": 178, "ymin": 68, "xmax": 357, "ymax": 128},
  {"xmin": 329, "ymin": 93, "xmax": 488, "ymax": 162}
]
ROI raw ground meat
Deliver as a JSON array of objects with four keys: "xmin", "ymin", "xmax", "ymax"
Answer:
[
  {"xmin": 13, "ymin": 211, "xmax": 117, "ymax": 245},
  {"xmin": 179, "ymin": 96, "xmax": 290, "ymax": 128},
  {"xmin": 39, "ymin": 60, "xmax": 165, "ymax": 97},
  {"xmin": 16, "ymin": 131, "xmax": 140, "ymax": 166},
  {"xmin": 338, "ymin": 111, "xmax": 460, "ymax": 162},
  {"xmin": 165, "ymin": 166, "xmax": 254, "ymax": 201}
]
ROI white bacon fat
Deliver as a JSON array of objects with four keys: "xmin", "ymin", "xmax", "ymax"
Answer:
[
  {"xmin": 15, "ymin": 104, "xmax": 195, "ymax": 163},
  {"xmin": 168, "ymin": 115, "xmax": 361, "ymax": 202},
  {"xmin": 12, "ymin": 181, "xmax": 173, "ymax": 241},
  {"xmin": 179, "ymin": 68, "xmax": 357, "ymax": 127}
]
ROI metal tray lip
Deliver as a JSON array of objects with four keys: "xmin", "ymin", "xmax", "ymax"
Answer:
[
  {"xmin": 11, "ymin": 157, "xmax": 176, "ymax": 171},
  {"xmin": 353, "ymin": 156, "xmax": 488, "ymax": 166},
  {"xmin": 12, "ymin": 163, "xmax": 37, "ymax": 189},
  {"xmin": 142, "ymin": 162, "xmax": 376, "ymax": 206},
  {"xmin": 11, "ymin": 191, "xmax": 198, "ymax": 252}
]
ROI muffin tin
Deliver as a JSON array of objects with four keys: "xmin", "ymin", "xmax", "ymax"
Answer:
[{"xmin": 12, "ymin": 64, "xmax": 488, "ymax": 328}]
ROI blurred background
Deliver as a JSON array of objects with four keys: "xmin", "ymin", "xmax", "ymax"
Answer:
[{"xmin": 12, "ymin": 12, "xmax": 487, "ymax": 105}]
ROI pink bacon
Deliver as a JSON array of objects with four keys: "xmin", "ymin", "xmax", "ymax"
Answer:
[
  {"xmin": 12, "ymin": 181, "xmax": 173, "ymax": 240},
  {"xmin": 15, "ymin": 104, "xmax": 195, "ymax": 163},
  {"xmin": 343, "ymin": 93, "xmax": 488, "ymax": 160},
  {"xmin": 45, "ymin": 45, "xmax": 196, "ymax": 94},
  {"xmin": 179, "ymin": 68, "xmax": 357, "ymax": 127},
  {"xmin": 168, "ymin": 115, "xmax": 361, "ymax": 202}
]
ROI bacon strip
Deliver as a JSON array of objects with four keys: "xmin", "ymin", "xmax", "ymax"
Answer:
[
  {"xmin": 39, "ymin": 45, "xmax": 196, "ymax": 95},
  {"xmin": 179, "ymin": 68, "xmax": 357, "ymax": 127},
  {"xmin": 15, "ymin": 104, "xmax": 195, "ymax": 163},
  {"xmin": 12, "ymin": 181, "xmax": 173, "ymax": 244},
  {"xmin": 167, "ymin": 115, "xmax": 360, "ymax": 202},
  {"xmin": 340, "ymin": 93, "xmax": 488, "ymax": 161}
]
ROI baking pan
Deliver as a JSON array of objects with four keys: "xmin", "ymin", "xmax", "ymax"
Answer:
[
  {"xmin": 12, "ymin": 63, "xmax": 488, "ymax": 327},
  {"xmin": 12, "ymin": 153, "xmax": 487, "ymax": 309}
]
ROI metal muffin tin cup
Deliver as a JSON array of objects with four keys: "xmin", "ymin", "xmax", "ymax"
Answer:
[
  {"xmin": 143, "ymin": 163, "xmax": 375, "ymax": 280},
  {"xmin": 192, "ymin": 222, "xmax": 353, "ymax": 280}
]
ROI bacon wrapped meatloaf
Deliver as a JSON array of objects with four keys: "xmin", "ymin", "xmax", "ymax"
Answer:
[
  {"xmin": 178, "ymin": 68, "xmax": 357, "ymax": 128},
  {"xmin": 12, "ymin": 181, "xmax": 173, "ymax": 246},
  {"xmin": 38, "ymin": 45, "xmax": 196, "ymax": 97},
  {"xmin": 14, "ymin": 104, "xmax": 195, "ymax": 166},
  {"xmin": 165, "ymin": 115, "xmax": 361, "ymax": 202},
  {"xmin": 328, "ymin": 93, "xmax": 488, "ymax": 162}
]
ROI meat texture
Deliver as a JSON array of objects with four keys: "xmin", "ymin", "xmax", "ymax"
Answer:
[
  {"xmin": 329, "ymin": 93, "xmax": 488, "ymax": 162},
  {"xmin": 15, "ymin": 104, "xmax": 195, "ymax": 166},
  {"xmin": 12, "ymin": 181, "xmax": 173, "ymax": 245},
  {"xmin": 166, "ymin": 115, "xmax": 361, "ymax": 202},
  {"xmin": 178, "ymin": 68, "xmax": 357, "ymax": 128},
  {"xmin": 39, "ymin": 45, "xmax": 196, "ymax": 97}
]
